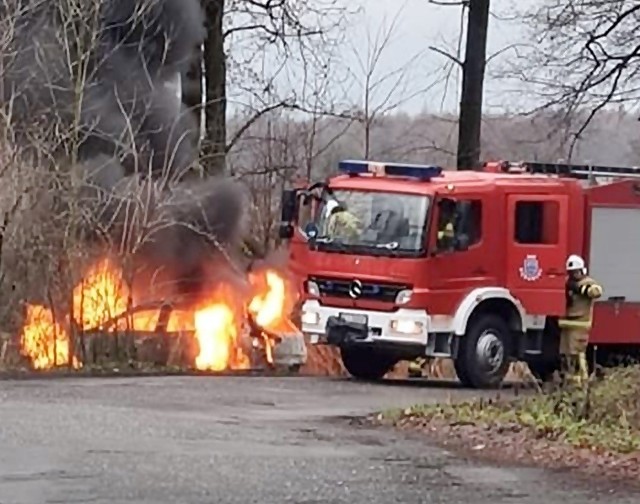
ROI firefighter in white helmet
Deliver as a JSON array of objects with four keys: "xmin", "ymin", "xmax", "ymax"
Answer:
[
  {"xmin": 558, "ymin": 254, "xmax": 603, "ymax": 386},
  {"xmin": 324, "ymin": 199, "xmax": 362, "ymax": 242}
]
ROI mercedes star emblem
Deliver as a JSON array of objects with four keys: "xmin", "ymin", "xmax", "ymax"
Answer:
[{"xmin": 348, "ymin": 279, "xmax": 363, "ymax": 299}]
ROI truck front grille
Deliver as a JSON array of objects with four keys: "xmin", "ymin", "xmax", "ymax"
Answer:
[{"xmin": 310, "ymin": 276, "xmax": 409, "ymax": 303}]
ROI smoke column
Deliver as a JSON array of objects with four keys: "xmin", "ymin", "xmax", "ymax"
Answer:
[{"xmin": 0, "ymin": 0, "xmax": 248, "ymax": 304}]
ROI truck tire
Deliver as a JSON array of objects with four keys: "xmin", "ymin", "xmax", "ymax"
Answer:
[
  {"xmin": 340, "ymin": 347, "xmax": 395, "ymax": 381},
  {"xmin": 453, "ymin": 358, "xmax": 472, "ymax": 387},
  {"xmin": 455, "ymin": 314, "xmax": 510, "ymax": 389}
]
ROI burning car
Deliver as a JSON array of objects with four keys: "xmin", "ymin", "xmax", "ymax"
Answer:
[{"xmin": 19, "ymin": 258, "xmax": 307, "ymax": 372}]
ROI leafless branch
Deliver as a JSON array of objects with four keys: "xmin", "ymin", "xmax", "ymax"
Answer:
[
  {"xmin": 429, "ymin": 46, "xmax": 463, "ymax": 67},
  {"xmin": 428, "ymin": 0, "xmax": 468, "ymax": 5},
  {"xmin": 502, "ymin": 0, "xmax": 640, "ymax": 150}
]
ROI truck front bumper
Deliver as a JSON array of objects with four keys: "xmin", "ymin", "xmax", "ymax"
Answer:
[{"xmin": 300, "ymin": 300, "xmax": 430, "ymax": 347}]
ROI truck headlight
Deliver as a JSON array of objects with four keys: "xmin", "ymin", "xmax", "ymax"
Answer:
[
  {"xmin": 306, "ymin": 280, "xmax": 320, "ymax": 297},
  {"xmin": 390, "ymin": 319, "xmax": 423, "ymax": 335},
  {"xmin": 301, "ymin": 310, "xmax": 320, "ymax": 326},
  {"xmin": 395, "ymin": 289, "xmax": 412, "ymax": 305}
]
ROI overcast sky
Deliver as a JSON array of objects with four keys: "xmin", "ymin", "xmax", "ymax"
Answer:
[
  {"xmin": 342, "ymin": 0, "xmax": 537, "ymax": 114},
  {"xmin": 222, "ymin": 0, "xmax": 541, "ymax": 116}
]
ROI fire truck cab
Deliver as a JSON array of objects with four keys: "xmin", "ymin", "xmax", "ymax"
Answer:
[{"xmin": 280, "ymin": 159, "xmax": 640, "ymax": 388}]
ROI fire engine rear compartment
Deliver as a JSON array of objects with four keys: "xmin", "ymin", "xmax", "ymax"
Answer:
[{"xmin": 585, "ymin": 179, "xmax": 640, "ymax": 352}]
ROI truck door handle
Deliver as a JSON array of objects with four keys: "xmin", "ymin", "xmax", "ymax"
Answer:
[
  {"xmin": 547, "ymin": 269, "xmax": 562, "ymax": 276},
  {"xmin": 473, "ymin": 267, "xmax": 487, "ymax": 275}
]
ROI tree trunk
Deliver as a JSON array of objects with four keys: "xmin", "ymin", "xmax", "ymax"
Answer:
[
  {"xmin": 202, "ymin": 0, "xmax": 226, "ymax": 176},
  {"xmin": 457, "ymin": 0, "xmax": 490, "ymax": 170},
  {"xmin": 182, "ymin": 45, "xmax": 203, "ymax": 144}
]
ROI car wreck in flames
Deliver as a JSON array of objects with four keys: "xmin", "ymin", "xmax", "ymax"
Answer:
[{"xmin": 19, "ymin": 258, "xmax": 307, "ymax": 372}]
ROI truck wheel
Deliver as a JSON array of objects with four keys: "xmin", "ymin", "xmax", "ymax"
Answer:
[
  {"xmin": 453, "ymin": 358, "xmax": 472, "ymax": 387},
  {"xmin": 456, "ymin": 314, "xmax": 510, "ymax": 389},
  {"xmin": 340, "ymin": 347, "xmax": 395, "ymax": 381}
]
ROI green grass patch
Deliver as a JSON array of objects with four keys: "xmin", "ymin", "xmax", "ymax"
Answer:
[{"xmin": 397, "ymin": 366, "xmax": 640, "ymax": 454}]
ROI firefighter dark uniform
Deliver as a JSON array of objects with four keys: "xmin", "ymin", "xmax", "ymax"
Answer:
[{"xmin": 558, "ymin": 254, "xmax": 603, "ymax": 385}]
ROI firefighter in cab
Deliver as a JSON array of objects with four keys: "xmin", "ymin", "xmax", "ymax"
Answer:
[
  {"xmin": 324, "ymin": 199, "xmax": 361, "ymax": 241},
  {"xmin": 559, "ymin": 254, "xmax": 603, "ymax": 385},
  {"xmin": 436, "ymin": 198, "xmax": 456, "ymax": 250}
]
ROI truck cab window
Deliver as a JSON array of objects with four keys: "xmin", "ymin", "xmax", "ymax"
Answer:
[
  {"xmin": 436, "ymin": 199, "xmax": 482, "ymax": 251},
  {"xmin": 314, "ymin": 190, "xmax": 430, "ymax": 255},
  {"xmin": 514, "ymin": 200, "xmax": 559, "ymax": 244}
]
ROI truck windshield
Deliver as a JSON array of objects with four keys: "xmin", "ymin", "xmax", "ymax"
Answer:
[{"xmin": 313, "ymin": 190, "xmax": 430, "ymax": 255}]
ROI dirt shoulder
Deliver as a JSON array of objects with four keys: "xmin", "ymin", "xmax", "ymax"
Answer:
[{"xmin": 373, "ymin": 366, "xmax": 640, "ymax": 488}]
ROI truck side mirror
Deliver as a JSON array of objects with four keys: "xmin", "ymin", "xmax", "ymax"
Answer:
[
  {"xmin": 304, "ymin": 222, "xmax": 319, "ymax": 241},
  {"xmin": 280, "ymin": 189, "xmax": 299, "ymax": 223}
]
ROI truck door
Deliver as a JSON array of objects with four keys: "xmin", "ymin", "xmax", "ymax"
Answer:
[{"xmin": 506, "ymin": 194, "xmax": 569, "ymax": 316}]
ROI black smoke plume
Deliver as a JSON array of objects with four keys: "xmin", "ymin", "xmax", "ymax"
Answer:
[{"xmin": 1, "ymin": 0, "xmax": 248, "ymax": 303}]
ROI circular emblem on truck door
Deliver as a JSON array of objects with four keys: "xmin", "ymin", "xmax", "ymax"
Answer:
[
  {"xmin": 348, "ymin": 279, "xmax": 363, "ymax": 299},
  {"xmin": 519, "ymin": 254, "xmax": 542, "ymax": 282}
]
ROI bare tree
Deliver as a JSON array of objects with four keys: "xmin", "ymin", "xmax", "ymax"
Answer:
[
  {"xmin": 426, "ymin": 0, "xmax": 491, "ymax": 169},
  {"xmin": 457, "ymin": 0, "xmax": 490, "ymax": 169},
  {"xmin": 224, "ymin": 40, "xmax": 359, "ymax": 250},
  {"xmin": 346, "ymin": 6, "xmax": 438, "ymax": 159},
  {"xmin": 196, "ymin": 0, "xmax": 352, "ymax": 176},
  {"xmin": 507, "ymin": 1, "xmax": 640, "ymax": 157},
  {"xmin": 200, "ymin": 0, "xmax": 225, "ymax": 175}
]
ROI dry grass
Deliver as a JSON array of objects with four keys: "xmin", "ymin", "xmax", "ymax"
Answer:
[{"xmin": 390, "ymin": 366, "xmax": 640, "ymax": 454}]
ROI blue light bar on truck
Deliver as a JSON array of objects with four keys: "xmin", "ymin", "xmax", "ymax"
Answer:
[{"xmin": 338, "ymin": 160, "xmax": 443, "ymax": 181}]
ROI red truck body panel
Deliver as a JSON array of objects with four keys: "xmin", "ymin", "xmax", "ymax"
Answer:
[{"xmin": 584, "ymin": 179, "xmax": 640, "ymax": 345}]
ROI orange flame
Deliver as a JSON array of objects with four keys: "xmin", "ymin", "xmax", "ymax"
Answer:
[
  {"xmin": 73, "ymin": 259, "xmax": 129, "ymax": 330},
  {"xmin": 20, "ymin": 305, "xmax": 79, "ymax": 369},
  {"xmin": 248, "ymin": 269, "xmax": 287, "ymax": 330},
  {"xmin": 246, "ymin": 269, "xmax": 292, "ymax": 365},
  {"xmin": 194, "ymin": 304, "xmax": 241, "ymax": 371},
  {"xmin": 19, "ymin": 259, "xmax": 296, "ymax": 371}
]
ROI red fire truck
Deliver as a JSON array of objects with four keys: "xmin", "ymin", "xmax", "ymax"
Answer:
[{"xmin": 279, "ymin": 160, "xmax": 640, "ymax": 388}]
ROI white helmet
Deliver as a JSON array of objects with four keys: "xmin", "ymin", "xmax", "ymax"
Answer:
[
  {"xmin": 566, "ymin": 254, "xmax": 586, "ymax": 273},
  {"xmin": 324, "ymin": 199, "xmax": 339, "ymax": 215}
]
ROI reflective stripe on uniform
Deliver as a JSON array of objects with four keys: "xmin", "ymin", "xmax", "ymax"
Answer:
[
  {"xmin": 566, "ymin": 276, "xmax": 602, "ymax": 319},
  {"xmin": 577, "ymin": 278, "xmax": 603, "ymax": 299},
  {"xmin": 559, "ymin": 318, "xmax": 592, "ymax": 330}
]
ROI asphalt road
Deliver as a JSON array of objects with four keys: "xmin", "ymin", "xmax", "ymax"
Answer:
[{"xmin": 0, "ymin": 375, "xmax": 636, "ymax": 504}]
